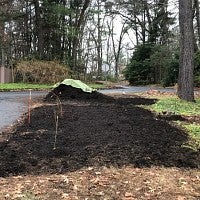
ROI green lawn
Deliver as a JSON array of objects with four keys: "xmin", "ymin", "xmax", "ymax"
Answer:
[
  {"xmin": 0, "ymin": 83, "xmax": 52, "ymax": 91},
  {"xmin": 0, "ymin": 82, "xmax": 105, "ymax": 91},
  {"xmin": 148, "ymin": 97, "xmax": 200, "ymax": 116}
]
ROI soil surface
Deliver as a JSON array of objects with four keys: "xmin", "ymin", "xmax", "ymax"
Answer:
[{"xmin": 0, "ymin": 85, "xmax": 199, "ymax": 200}]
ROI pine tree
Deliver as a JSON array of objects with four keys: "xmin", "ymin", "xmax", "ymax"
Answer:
[{"xmin": 178, "ymin": 0, "xmax": 195, "ymax": 101}]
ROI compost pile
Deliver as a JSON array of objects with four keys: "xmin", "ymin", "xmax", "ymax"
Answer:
[
  {"xmin": 44, "ymin": 84, "xmax": 114, "ymax": 103},
  {"xmin": 44, "ymin": 84, "xmax": 157, "ymax": 106}
]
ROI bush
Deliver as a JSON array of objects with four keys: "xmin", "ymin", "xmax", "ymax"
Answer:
[
  {"xmin": 194, "ymin": 74, "xmax": 200, "ymax": 87},
  {"xmin": 124, "ymin": 44, "xmax": 153, "ymax": 85},
  {"xmin": 124, "ymin": 44, "xmax": 179, "ymax": 86},
  {"xmin": 194, "ymin": 51, "xmax": 200, "ymax": 87},
  {"xmin": 15, "ymin": 60, "xmax": 70, "ymax": 84}
]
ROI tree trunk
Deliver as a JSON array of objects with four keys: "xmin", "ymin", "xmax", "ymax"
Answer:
[
  {"xmin": 71, "ymin": 0, "xmax": 90, "ymax": 74},
  {"xmin": 24, "ymin": 0, "xmax": 31, "ymax": 56},
  {"xmin": 177, "ymin": 0, "xmax": 194, "ymax": 101},
  {"xmin": 111, "ymin": 21, "xmax": 126, "ymax": 78},
  {"xmin": 194, "ymin": 0, "xmax": 200, "ymax": 49},
  {"xmin": 33, "ymin": 0, "xmax": 44, "ymax": 59}
]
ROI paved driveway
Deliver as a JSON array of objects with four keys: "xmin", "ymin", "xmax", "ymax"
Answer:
[{"xmin": 0, "ymin": 91, "xmax": 47, "ymax": 132}]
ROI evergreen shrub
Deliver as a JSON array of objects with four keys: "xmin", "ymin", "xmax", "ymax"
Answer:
[{"xmin": 124, "ymin": 44, "xmax": 179, "ymax": 86}]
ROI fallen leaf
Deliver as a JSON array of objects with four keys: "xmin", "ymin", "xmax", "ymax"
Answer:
[{"xmin": 125, "ymin": 192, "xmax": 134, "ymax": 197}]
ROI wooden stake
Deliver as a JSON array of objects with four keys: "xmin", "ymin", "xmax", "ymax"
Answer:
[{"xmin": 28, "ymin": 90, "xmax": 31, "ymax": 125}]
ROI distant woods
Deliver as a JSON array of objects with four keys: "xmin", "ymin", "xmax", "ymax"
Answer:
[{"xmin": 0, "ymin": 1, "xmax": 200, "ymax": 95}]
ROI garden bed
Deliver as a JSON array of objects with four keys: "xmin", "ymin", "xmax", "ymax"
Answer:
[{"xmin": 0, "ymin": 89, "xmax": 199, "ymax": 199}]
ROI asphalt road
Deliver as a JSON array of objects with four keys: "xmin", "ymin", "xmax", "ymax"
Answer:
[
  {"xmin": 100, "ymin": 85, "xmax": 176, "ymax": 94},
  {"xmin": 0, "ymin": 91, "xmax": 47, "ymax": 132}
]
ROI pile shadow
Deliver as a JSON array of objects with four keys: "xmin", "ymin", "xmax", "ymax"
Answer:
[{"xmin": 0, "ymin": 91, "xmax": 199, "ymax": 177}]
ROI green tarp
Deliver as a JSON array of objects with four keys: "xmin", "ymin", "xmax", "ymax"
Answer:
[{"xmin": 53, "ymin": 79, "xmax": 95, "ymax": 93}]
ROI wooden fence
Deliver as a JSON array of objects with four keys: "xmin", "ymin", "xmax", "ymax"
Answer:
[{"xmin": 0, "ymin": 66, "xmax": 12, "ymax": 83}]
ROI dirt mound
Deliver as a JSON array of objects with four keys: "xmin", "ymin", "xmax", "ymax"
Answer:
[
  {"xmin": 44, "ymin": 84, "xmax": 157, "ymax": 106},
  {"xmin": 44, "ymin": 84, "xmax": 114, "ymax": 103}
]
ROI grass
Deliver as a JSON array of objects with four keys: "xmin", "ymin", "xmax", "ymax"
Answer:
[
  {"xmin": 183, "ymin": 123, "xmax": 200, "ymax": 137},
  {"xmin": 143, "ymin": 96, "xmax": 200, "ymax": 150},
  {"xmin": 147, "ymin": 97, "xmax": 200, "ymax": 116},
  {"xmin": 0, "ymin": 82, "xmax": 105, "ymax": 91},
  {"xmin": 173, "ymin": 120, "xmax": 200, "ymax": 150},
  {"xmin": 0, "ymin": 83, "xmax": 52, "ymax": 91},
  {"xmin": 87, "ymin": 83, "xmax": 106, "ymax": 89}
]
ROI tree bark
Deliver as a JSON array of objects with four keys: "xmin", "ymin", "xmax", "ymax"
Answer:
[
  {"xmin": 71, "ymin": 0, "xmax": 90, "ymax": 74},
  {"xmin": 194, "ymin": 0, "xmax": 200, "ymax": 49},
  {"xmin": 177, "ymin": 0, "xmax": 194, "ymax": 101},
  {"xmin": 33, "ymin": 0, "xmax": 44, "ymax": 59}
]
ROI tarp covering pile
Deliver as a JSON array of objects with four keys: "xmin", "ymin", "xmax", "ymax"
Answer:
[
  {"xmin": 45, "ymin": 79, "xmax": 113, "ymax": 103},
  {"xmin": 53, "ymin": 79, "xmax": 95, "ymax": 93}
]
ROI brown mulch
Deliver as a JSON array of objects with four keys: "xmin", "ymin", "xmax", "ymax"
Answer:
[{"xmin": 0, "ymin": 85, "xmax": 199, "ymax": 199}]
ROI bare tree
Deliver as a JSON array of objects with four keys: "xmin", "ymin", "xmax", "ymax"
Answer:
[
  {"xmin": 193, "ymin": 0, "xmax": 200, "ymax": 50},
  {"xmin": 107, "ymin": 17, "xmax": 127, "ymax": 78}
]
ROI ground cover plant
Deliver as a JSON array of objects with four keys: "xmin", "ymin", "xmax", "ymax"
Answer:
[{"xmin": 0, "ymin": 88, "xmax": 199, "ymax": 199}]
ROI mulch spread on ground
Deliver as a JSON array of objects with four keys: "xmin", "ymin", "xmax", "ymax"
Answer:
[{"xmin": 0, "ymin": 85, "xmax": 199, "ymax": 199}]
